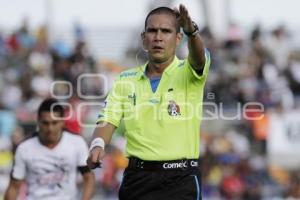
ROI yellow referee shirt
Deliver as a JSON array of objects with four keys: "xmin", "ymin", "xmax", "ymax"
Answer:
[{"xmin": 97, "ymin": 51, "xmax": 210, "ymax": 161}]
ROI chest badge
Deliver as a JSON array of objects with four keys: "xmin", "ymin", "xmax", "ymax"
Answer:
[{"xmin": 167, "ymin": 100, "xmax": 181, "ymax": 116}]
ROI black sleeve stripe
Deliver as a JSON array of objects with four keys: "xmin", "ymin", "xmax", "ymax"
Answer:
[{"xmin": 77, "ymin": 166, "xmax": 91, "ymax": 174}]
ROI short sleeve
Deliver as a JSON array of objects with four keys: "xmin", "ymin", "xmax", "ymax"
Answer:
[
  {"xmin": 76, "ymin": 137, "xmax": 89, "ymax": 167},
  {"xmin": 11, "ymin": 145, "xmax": 26, "ymax": 180},
  {"xmin": 186, "ymin": 48, "xmax": 211, "ymax": 80},
  {"xmin": 96, "ymin": 76, "xmax": 124, "ymax": 127}
]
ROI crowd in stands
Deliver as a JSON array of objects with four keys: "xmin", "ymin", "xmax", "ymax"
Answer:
[{"xmin": 198, "ymin": 23, "xmax": 300, "ymax": 199}]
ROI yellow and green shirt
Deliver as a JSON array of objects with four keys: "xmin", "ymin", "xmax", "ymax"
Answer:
[{"xmin": 97, "ymin": 51, "xmax": 211, "ymax": 161}]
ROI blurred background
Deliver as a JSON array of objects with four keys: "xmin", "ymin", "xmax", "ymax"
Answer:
[{"xmin": 1, "ymin": 0, "xmax": 300, "ymax": 199}]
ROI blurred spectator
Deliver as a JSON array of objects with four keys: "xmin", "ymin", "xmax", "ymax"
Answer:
[
  {"xmin": 265, "ymin": 26, "xmax": 291, "ymax": 71},
  {"xmin": 285, "ymin": 55, "xmax": 300, "ymax": 97},
  {"xmin": 0, "ymin": 70, "xmax": 22, "ymax": 110},
  {"xmin": 28, "ymin": 40, "xmax": 52, "ymax": 74},
  {"xmin": 69, "ymin": 41, "xmax": 95, "ymax": 84},
  {"xmin": 17, "ymin": 18, "xmax": 35, "ymax": 50},
  {"xmin": 0, "ymin": 104, "xmax": 17, "ymax": 139}
]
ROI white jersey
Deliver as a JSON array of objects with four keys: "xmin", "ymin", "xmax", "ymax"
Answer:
[{"xmin": 12, "ymin": 131, "xmax": 89, "ymax": 200}]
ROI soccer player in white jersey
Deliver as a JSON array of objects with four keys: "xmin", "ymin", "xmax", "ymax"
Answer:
[{"xmin": 4, "ymin": 98, "xmax": 95, "ymax": 200}]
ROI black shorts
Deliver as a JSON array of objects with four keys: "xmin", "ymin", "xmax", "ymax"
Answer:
[{"xmin": 119, "ymin": 167, "xmax": 202, "ymax": 200}]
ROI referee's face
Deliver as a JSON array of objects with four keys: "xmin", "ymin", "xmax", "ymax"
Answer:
[
  {"xmin": 38, "ymin": 111, "xmax": 64, "ymax": 145},
  {"xmin": 143, "ymin": 13, "xmax": 182, "ymax": 64}
]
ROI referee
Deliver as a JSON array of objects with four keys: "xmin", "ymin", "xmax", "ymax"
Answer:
[{"xmin": 87, "ymin": 4, "xmax": 210, "ymax": 200}]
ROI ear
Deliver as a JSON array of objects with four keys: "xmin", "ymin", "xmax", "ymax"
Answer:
[
  {"xmin": 141, "ymin": 31, "xmax": 147, "ymax": 50},
  {"xmin": 176, "ymin": 32, "xmax": 183, "ymax": 46},
  {"xmin": 141, "ymin": 31, "xmax": 145, "ymax": 40}
]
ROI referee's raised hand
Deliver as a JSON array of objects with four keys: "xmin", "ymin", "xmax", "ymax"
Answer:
[
  {"xmin": 173, "ymin": 4, "xmax": 195, "ymax": 35},
  {"xmin": 87, "ymin": 146, "xmax": 105, "ymax": 169}
]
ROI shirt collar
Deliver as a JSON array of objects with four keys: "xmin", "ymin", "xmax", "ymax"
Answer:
[{"xmin": 138, "ymin": 56, "xmax": 179, "ymax": 80}]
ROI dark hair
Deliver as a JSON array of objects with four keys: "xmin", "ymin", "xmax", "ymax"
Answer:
[
  {"xmin": 144, "ymin": 7, "xmax": 180, "ymax": 33},
  {"xmin": 38, "ymin": 98, "xmax": 64, "ymax": 118}
]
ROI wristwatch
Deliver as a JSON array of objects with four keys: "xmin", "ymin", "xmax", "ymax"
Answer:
[{"xmin": 183, "ymin": 21, "xmax": 199, "ymax": 37}]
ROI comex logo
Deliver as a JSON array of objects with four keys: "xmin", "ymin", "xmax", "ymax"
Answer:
[
  {"xmin": 162, "ymin": 160, "xmax": 198, "ymax": 169},
  {"xmin": 163, "ymin": 161, "xmax": 188, "ymax": 169}
]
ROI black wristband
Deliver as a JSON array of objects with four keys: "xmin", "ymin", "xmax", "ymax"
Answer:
[
  {"xmin": 183, "ymin": 21, "xmax": 199, "ymax": 37},
  {"xmin": 78, "ymin": 166, "xmax": 91, "ymax": 174}
]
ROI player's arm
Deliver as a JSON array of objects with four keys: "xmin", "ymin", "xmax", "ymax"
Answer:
[
  {"xmin": 76, "ymin": 137, "xmax": 96, "ymax": 200},
  {"xmin": 86, "ymin": 122, "xmax": 116, "ymax": 169},
  {"xmin": 4, "ymin": 178, "xmax": 24, "ymax": 200},
  {"xmin": 78, "ymin": 166, "xmax": 95, "ymax": 200},
  {"xmin": 5, "ymin": 144, "xmax": 26, "ymax": 200},
  {"xmin": 174, "ymin": 4, "xmax": 206, "ymax": 74}
]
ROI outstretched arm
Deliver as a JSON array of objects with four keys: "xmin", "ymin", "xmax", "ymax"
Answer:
[{"xmin": 174, "ymin": 4, "xmax": 206, "ymax": 73}]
